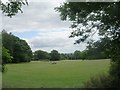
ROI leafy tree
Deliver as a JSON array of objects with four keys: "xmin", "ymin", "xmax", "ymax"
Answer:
[
  {"xmin": 55, "ymin": 2, "xmax": 120, "ymax": 43},
  {"xmin": 1, "ymin": 46, "xmax": 13, "ymax": 72},
  {"xmin": 73, "ymin": 50, "xmax": 81, "ymax": 60},
  {"xmin": 80, "ymin": 50, "xmax": 88, "ymax": 60},
  {"xmin": 34, "ymin": 50, "xmax": 50, "ymax": 60},
  {"xmin": 0, "ymin": 0, "xmax": 28, "ymax": 17},
  {"xmin": 50, "ymin": 50, "xmax": 60, "ymax": 61},
  {"xmin": 85, "ymin": 39, "xmax": 108, "ymax": 59},
  {"xmin": 2, "ymin": 30, "xmax": 32, "ymax": 63},
  {"xmin": 60, "ymin": 53, "xmax": 73, "ymax": 60},
  {"xmin": 56, "ymin": 2, "xmax": 120, "ymax": 87},
  {"xmin": 60, "ymin": 53, "xmax": 66, "ymax": 60},
  {"xmin": 2, "ymin": 46, "xmax": 12, "ymax": 64},
  {"xmin": 0, "ymin": 0, "xmax": 28, "ymax": 72},
  {"xmin": 67, "ymin": 53, "xmax": 74, "ymax": 60}
]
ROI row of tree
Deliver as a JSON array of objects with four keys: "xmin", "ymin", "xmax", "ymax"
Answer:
[
  {"xmin": 34, "ymin": 50, "xmax": 60, "ymax": 61},
  {"xmin": 2, "ymin": 30, "xmax": 108, "ymax": 64},
  {"xmin": 33, "ymin": 40, "xmax": 109, "ymax": 61}
]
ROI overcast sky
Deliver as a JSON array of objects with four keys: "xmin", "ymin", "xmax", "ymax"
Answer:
[{"xmin": 1, "ymin": 0, "xmax": 88, "ymax": 53}]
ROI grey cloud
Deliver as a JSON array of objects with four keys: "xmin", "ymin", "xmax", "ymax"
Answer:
[
  {"xmin": 1, "ymin": 1, "xmax": 87, "ymax": 53},
  {"xmin": 2, "ymin": 2, "xmax": 70, "ymax": 32},
  {"xmin": 28, "ymin": 30, "xmax": 87, "ymax": 53},
  {"xmin": 30, "ymin": 38, "xmax": 69, "ymax": 48}
]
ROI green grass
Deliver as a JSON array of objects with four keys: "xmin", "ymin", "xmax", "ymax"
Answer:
[{"xmin": 3, "ymin": 59, "xmax": 110, "ymax": 88}]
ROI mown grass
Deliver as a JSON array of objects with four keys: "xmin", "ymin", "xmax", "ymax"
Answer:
[{"xmin": 3, "ymin": 59, "xmax": 110, "ymax": 88}]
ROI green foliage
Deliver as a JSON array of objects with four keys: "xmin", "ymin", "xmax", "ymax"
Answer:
[
  {"xmin": 61, "ymin": 47, "xmax": 107, "ymax": 60},
  {"xmin": 1, "ymin": 46, "xmax": 13, "ymax": 72},
  {"xmin": 60, "ymin": 53, "xmax": 67, "ymax": 60},
  {"xmin": 50, "ymin": 50, "xmax": 60, "ymax": 61},
  {"xmin": 56, "ymin": 2, "xmax": 120, "ymax": 88},
  {"xmin": 33, "ymin": 48, "xmax": 108, "ymax": 61},
  {"xmin": 2, "ymin": 46, "xmax": 12, "ymax": 64},
  {"xmin": 0, "ymin": 0, "xmax": 28, "ymax": 72},
  {"xmin": 80, "ymin": 50, "xmax": 88, "ymax": 60},
  {"xmin": 34, "ymin": 50, "xmax": 50, "ymax": 60},
  {"xmin": 2, "ymin": 30, "xmax": 33, "ymax": 63},
  {"xmin": 103, "ymin": 37, "xmax": 120, "ymax": 87},
  {"xmin": 85, "ymin": 39, "xmax": 109, "ymax": 59},
  {"xmin": 109, "ymin": 61, "xmax": 120, "ymax": 87},
  {"xmin": 65, "ymin": 53, "xmax": 74, "ymax": 60},
  {"xmin": 73, "ymin": 50, "xmax": 81, "ymax": 60},
  {"xmin": 84, "ymin": 74, "xmax": 112, "ymax": 88},
  {"xmin": 0, "ymin": 0, "xmax": 28, "ymax": 17},
  {"xmin": 55, "ymin": 2, "xmax": 120, "ymax": 43}
]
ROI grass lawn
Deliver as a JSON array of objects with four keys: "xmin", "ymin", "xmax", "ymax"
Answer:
[{"xmin": 3, "ymin": 59, "xmax": 110, "ymax": 88}]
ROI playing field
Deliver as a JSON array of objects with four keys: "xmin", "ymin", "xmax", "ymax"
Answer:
[{"xmin": 3, "ymin": 59, "xmax": 110, "ymax": 88}]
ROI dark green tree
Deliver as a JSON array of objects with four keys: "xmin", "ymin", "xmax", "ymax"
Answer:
[
  {"xmin": 0, "ymin": 0, "xmax": 28, "ymax": 17},
  {"xmin": 67, "ymin": 53, "xmax": 74, "ymax": 60},
  {"xmin": 50, "ymin": 50, "xmax": 60, "ymax": 61},
  {"xmin": 80, "ymin": 50, "xmax": 88, "ymax": 60},
  {"xmin": 55, "ymin": 2, "xmax": 120, "ymax": 43},
  {"xmin": 60, "ymin": 53, "xmax": 66, "ymax": 60},
  {"xmin": 2, "ymin": 46, "xmax": 12, "ymax": 64},
  {"xmin": 34, "ymin": 50, "xmax": 50, "ymax": 60},
  {"xmin": 85, "ymin": 39, "xmax": 108, "ymax": 59},
  {"xmin": 60, "ymin": 53, "xmax": 73, "ymax": 60},
  {"xmin": 73, "ymin": 50, "xmax": 81, "ymax": 60},
  {"xmin": 2, "ymin": 46, "xmax": 13, "ymax": 72},
  {"xmin": 1, "ymin": 0, "xmax": 28, "ymax": 72},
  {"xmin": 2, "ymin": 30, "xmax": 32, "ymax": 63},
  {"xmin": 56, "ymin": 2, "xmax": 120, "ymax": 88}
]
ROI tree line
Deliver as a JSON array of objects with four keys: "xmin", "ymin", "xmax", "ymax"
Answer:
[
  {"xmin": 2, "ymin": 30, "xmax": 109, "ymax": 66},
  {"xmin": 34, "ymin": 40, "xmax": 109, "ymax": 61}
]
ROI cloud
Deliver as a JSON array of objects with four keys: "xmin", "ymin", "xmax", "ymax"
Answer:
[
  {"xmin": 28, "ymin": 29, "xmax": 86, "ymax": 53},
  {"xmin": 1, "ymin": 1, "xmax": 87, "ymax": 53},
  {"xmin": 2, "ymin": 1, "xmax": 70, "ymax": 32}
]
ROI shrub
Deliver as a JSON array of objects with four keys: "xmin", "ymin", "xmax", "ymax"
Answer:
[{"xmin": 83, "ymin": 74, "xmax": 112, "ymax": 88}]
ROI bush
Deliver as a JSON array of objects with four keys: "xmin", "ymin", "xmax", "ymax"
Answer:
[
  {"xmin": 109, "ymin": 61, "xmax": 120, "ymax": 88},
  {"xmin": 83, "ymin": 74, "xmax": 112, "ymax": 88},
  {"xmin": 2, "ymin": 64, "xmax": 8, "ymax": 73}
]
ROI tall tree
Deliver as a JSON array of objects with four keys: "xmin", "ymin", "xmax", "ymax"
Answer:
[
  {"xmin": 2, "ymin": 30, "xmax": 33, "ymax": 63},
  {"xmin": 1, "ymin": 0, "xmax": 28, "ymax": 72},
  {"xmin": 73, "ymin": 50, "xmax": 81, "ymax": 60},
  {"xmin": 80, "ymin": 50, "xmax": 88, "ymax": 60},
  {"xmin": 0, "ymin": 33, "xmax": 12, "ymax": 72},
  {"xmin": 56, "ymin": 2, "xmax": 120, "ymax": 88},
  {"xmin": 34, "ymin": 50, "xmax": 50, "ymax": 60},
  {"xmin": 50, "ymin": 50, "xmax": 60, "ymax": 61},
  {"xmin": 55, "ymin": 2, "xmax": 120, "ymax": 43}
]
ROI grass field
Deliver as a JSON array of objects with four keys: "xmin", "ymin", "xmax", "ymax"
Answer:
[{"xmin": 3, "ymin": 59, "xmax": 110, "ymax": 88}]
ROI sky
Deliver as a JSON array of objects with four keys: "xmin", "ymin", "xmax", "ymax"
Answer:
[{"xmin": 1, "ymin": 0, "xmax": 88, "ymax": 53}]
